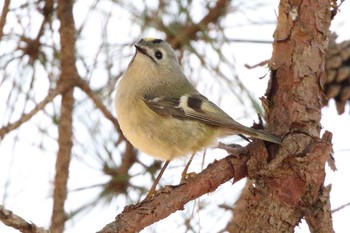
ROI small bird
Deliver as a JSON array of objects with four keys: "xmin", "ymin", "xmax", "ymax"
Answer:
[{"xmin": 115, "ymin": 38, "xmax": 281, "ymax": 196}]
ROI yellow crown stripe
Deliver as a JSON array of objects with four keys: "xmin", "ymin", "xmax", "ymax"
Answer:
[{"xmin": 143, "ymin": 37, "xmax": 157, "ymax": 42}]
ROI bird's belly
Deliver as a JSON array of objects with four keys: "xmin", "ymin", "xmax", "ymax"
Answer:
[{"xmin": 116, "ymin": 101, "xmax": 217, "ymax": 160}]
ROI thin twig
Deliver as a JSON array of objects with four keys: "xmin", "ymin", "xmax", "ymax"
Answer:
[
  {"xmin": 74, "ymin": 78, "xmax": 121, "ymax": 132},
  {"xmin": 332, "ymin": 202, "xmax": 350, "ymax": 214},
  {"xmin": 0, "ymin": 84, "xmax": 70, "ymax": 139}
]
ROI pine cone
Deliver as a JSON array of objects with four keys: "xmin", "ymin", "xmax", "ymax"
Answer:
[{"xmin": 324, "ymin": 34, "xmax": 350, "ymax": 114}]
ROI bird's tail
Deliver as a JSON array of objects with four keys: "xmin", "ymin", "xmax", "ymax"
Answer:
[{"xmin": 225, "ymin": 123, "xmax": 282, "ymax": 144}]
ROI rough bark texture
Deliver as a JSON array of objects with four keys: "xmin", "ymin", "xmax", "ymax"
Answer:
[
  {"xmin": 98, "ymin": 154, "xmax": 238, "ymax": 233},
  {"xmin": 0, "ymin": 205, "xmax": 49, "ymax": 233},
  {"xmin": 227, "ymin": 0, "xmax": 334, "ymax": 232},
  {"xmin": 98, "ymin": 141, "xmax": 272, "ymax": 233}
]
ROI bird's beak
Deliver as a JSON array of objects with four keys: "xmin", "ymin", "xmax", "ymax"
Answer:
[
  {"xmin": 134, "ymin": 44, "xmax": 141, "ymax": 51},
  {"xmin": 134, "ymin": 44, "xmax": 146, "ymax": 54},
  {"xmin": 134, "ymin": 44, "xmax": 150, "ymax": 59}
]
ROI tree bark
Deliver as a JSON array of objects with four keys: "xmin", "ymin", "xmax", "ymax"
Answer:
[
  {"xmin": 50, "ymin": 0, "xmax": 78, "ymax": 232},
  {"xmin": 227, "ymin": 0, "xmax": 334, "ymax": 232}
]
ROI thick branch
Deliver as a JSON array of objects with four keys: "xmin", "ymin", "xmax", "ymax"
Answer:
[
  {"xmin": 98, "ymin": 151, "xmax": 251, "ymax": 233},
  {"xmin": 98, "ymin": 141, "xmax": 271, "ymax": 232}
]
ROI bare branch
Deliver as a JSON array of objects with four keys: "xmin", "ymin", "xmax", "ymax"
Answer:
[
  {"xmin": 0, "ymin": 85, "xmax": 70, "ymax": 139},
  {"xmin": 98, "ymin": 155, "xmax": 235, "ymax": 232},
  {"xmin": 74, "ymin": 78, "xmax": 121, "ymax": 132},
  {"xmin": 0, "ymin": 205, "xmax": 49, "ymax": 233},
  {"xmin": 50, "ymin": 0, "xmax": 78, "ymax": 232},
  {"xmin": 97, "ymin": 141, "xmax": 267, "ymax": 233},
  {"xmin": 157, "ymin": 0, "xmax": 230, "ymax": 49},
  {"xmin": 0, "ymin": 0, "xmax": 10, "ymax": 41},
  {"xmin": 332, "ymin": 202, "xmax": 350, "ymax": 214}
]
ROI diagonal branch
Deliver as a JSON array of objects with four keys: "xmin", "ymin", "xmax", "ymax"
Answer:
[
  {"xmin": 0, "ymin": 205, "xmax": 49, "ymax": 233},
  {"xmin": 98, "ymin": 142, "xmax": 266, "ymax": 233},
  {"xmin": 154, "ymin": 0, "xmax": 230, "ymax": 49},
  {"xmin": 74, "ymin": 78, "xmax": 121, "ymax": 132},
  {"xmin": 0, "ymin": 84, "xmax": 72, "ymax": 139},
  {"xmin": 98, "ymin": 156, "xmax": 236, "ymax": 233},
  {"xmin": 170, "ymin": 0, "xmax": 229, "ymax": 49}
]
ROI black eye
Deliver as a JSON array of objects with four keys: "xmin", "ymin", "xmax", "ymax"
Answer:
[{"xmin": 155, "ymin": 50, "xmax": 163, "ymax": 60}]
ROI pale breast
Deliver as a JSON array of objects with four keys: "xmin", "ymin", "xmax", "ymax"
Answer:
[{"xmin": 116, "ymin": 94, "xmax": 218, "ymax": 160}]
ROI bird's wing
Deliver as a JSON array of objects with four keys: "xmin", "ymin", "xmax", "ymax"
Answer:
[
  {"xmin": 143, "ymin": 94, "xmax": 281, "ymax": 144},
  {"xmin": 143, "ymin": 94, "xmax": 238, "ymax": 128},
  {"xmin": 143, "ymin": 95, "xmax": 187, "ymax": 120}
]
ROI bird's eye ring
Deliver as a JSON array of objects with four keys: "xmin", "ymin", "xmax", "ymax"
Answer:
[{"xmin": 155, "ymin": 50, "xmax": 163, "ymax": 60}]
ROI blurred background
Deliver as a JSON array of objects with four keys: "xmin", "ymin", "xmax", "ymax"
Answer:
[{"xmin": 0, "ymin": 0, "xmax": 350, "ymax": 232}]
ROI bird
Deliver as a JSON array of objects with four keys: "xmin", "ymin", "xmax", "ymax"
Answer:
[{"xmin": 115, "ymin": 38, "xmax": 281, "ymax": 198}]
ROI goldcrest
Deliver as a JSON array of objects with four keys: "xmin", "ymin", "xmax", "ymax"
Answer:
[{"xmin": 115, "ymin": 38, "xmax": 281, "ymax": 161}]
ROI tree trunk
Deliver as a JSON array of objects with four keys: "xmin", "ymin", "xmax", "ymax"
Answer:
[{"xmin": 227, "ymin": 0, "xmax": 334, "ymax": 232}]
